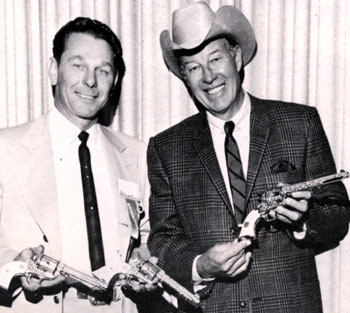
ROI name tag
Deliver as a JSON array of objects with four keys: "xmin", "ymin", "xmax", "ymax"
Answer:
[{"xmin": 118, "ymin": 179, "xmax": 143, "ymax": 239}]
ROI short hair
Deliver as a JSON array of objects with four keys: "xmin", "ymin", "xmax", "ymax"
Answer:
[
  {"xmin": 52, "ymin": 17, "xmax": 125, "ymax": 126},
  {"xmin": 53, "ymin": 17, "xmax": 125, "ymax": 76}
]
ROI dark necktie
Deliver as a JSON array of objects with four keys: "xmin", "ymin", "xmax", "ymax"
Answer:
[
  {"xmin": 224, "ymin": 121, "xmax": 246, "ymax": 225},
  {"xmin": 78, "ymin": 131, "xmax": 105, "ymax": 271}
]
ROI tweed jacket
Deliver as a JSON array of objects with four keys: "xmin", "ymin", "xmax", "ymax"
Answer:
[
  {"xmin": 0, "ymin": 112, "xmax": 150, "ymax": 313},
  {"xmin": 147, "ymin": 95, "xmax": 350, "ymax": 313}
]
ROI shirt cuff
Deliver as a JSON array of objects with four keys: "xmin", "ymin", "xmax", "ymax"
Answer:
[{"xmin": 192, "ymin": 255, "xmax": 215, "ymax": 292}]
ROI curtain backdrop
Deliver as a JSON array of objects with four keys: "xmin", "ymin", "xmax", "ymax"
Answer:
[{"xmin": 0, "ymin": 0, "xmax": 349, "ymax": 312}]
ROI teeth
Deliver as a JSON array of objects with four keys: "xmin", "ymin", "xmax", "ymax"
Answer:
[
  {"xmin": 76, "ymin": 92, "xmax": 95, "ymax": 99},
  {"xmin": 207, "ymin": 85, "xmax": 224, "ymax": 95}
]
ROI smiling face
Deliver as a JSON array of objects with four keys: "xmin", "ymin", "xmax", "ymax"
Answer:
[
  {"xmin": 180, "ymin": 38, "xmax": 243, "ymax": 120},
  {"xmin": 49, "ymin": 32, "xmax": 117, "ymax": 130}
]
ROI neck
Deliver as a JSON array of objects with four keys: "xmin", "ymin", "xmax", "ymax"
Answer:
[
  {"xmin": 54, "ymin": 106, "xmax": 98, "ymax": 131},
  {"xmin": 229, "ymin": 89, "xmax": 244, "ymax": 119}
]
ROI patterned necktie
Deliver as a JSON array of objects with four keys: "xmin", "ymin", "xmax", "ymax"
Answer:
[
  {"xmin": 224, "ymin": 121, "xmax": 246, "ymax": 225},
  {"xmin": 78, "ymin": 131, "xmax": 105, "ymax": 271}
]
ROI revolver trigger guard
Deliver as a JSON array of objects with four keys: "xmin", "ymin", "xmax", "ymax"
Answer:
[
  {"xmin": 25, "ymin": 273, "xmax": 34, "ymax": 285},
  {"xmin": 262, "ymin": 210, "xmax": 277, "ymax": 222}
]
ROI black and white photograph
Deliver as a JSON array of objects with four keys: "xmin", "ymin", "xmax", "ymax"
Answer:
[{"xmin": 0, "ymin": 1, "xmax": 349, "ymax": 312}]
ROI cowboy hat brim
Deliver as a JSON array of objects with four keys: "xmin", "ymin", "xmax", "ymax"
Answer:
[{"xmin": 160, "ymin": 5, "xmax": 257, "ymax": 80}]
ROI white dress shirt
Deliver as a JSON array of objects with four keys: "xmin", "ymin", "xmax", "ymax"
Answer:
[
  {"xmin": 49, "ymin": 108, "xmax": 121, "ymax": 276},
  {"xmin": 207, "ymin": 92, "xmax": 251, "ymax": 207}
]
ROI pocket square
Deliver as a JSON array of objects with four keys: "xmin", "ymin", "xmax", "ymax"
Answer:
[{"xmin": 271, "ymin": 160, "xmax": 296, "ymax": 174}]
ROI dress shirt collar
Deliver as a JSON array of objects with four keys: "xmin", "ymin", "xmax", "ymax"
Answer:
[
  {"xmin": 49, "ymin": 107, "xmax": 98, "ymax": 146},
  {"xmin": 206, "ymin": 91, "xmax": 251, "ymax": 133}
]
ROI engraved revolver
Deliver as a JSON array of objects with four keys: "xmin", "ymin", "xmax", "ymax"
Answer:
[
  {"xmin": 239, "ymin": 170, "xmax": 349, "ymax": 241},
  {"xmin": 0, "ymin": 253, "xmax": 200, "ymax": 307},
  {"xmin": 126, "ymin": 257, "xmax": 200, "ymax": 306}
]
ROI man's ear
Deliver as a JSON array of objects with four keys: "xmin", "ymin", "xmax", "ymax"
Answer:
[
  {"xmin": 179, "ymin": 66, "xmax": 187, "ymax": 82},
  {"xmin": 48, "ymin": 57, "xmax": 58, "ymax": 86},
  {"xmin": 229, "ymin": 45, "xmax": 243, "ymax": 72}
]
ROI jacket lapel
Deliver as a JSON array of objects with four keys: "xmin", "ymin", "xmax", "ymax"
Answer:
[
  {"xmin": 99, "ymin": 126, "xmax": 135, "ymax": 261},
  {"xmin": 245, "ymin": 95, "xmax": 270, "ymax": 209},
  {"xmin": 11, "ymin": 115, "xmax": 62, "ymax": 257},
  {"xmin": 193, "ymin": 113, "xmax": 233, "ymax": 214}
]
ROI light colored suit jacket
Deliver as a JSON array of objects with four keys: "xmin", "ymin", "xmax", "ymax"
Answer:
[{"xmin": 0, "ymin": 112, "xmax": 150, "ymax": 313}]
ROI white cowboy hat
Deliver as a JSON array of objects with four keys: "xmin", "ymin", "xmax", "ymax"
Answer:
[{"xmin": 160, "ymin": 1, "xmax": 257, "ymax": 80}]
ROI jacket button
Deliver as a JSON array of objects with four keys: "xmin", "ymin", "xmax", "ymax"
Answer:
[
  {"xmin": 54, "ymin": 296, "xmax": 60, "ymax": 304},
  {"xmin": 239, "ymin": 301, "xmax": 246, "ymax": 307}
]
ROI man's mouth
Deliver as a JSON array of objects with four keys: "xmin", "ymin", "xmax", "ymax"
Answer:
[
  {"xmin": 206, "ymin": 84, "xmax": 225, "ymax": 95},
  {"xmin": 75, "ymin": 92, "xmax": 97, "ymax": 100}
]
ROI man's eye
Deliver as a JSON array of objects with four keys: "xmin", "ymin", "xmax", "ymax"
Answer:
[
  {"xmin": 73, "ymin": 63, "xmax": 83, "ymax": 69},
  {"xmin": 189, "ymin": 65, "xmax": 199, "ymax": 73},
  {"xmin": 99, "ymin": 69, "xmax": 110, "ymax": 75},
  {"xmin": 210, "ymin": 57, "xmax": 220, "ymax": 63}
]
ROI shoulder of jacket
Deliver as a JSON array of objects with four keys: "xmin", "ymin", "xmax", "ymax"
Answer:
[{"xmin": 150, "ymin": 112, "xmax": 205, "ymax": 140}]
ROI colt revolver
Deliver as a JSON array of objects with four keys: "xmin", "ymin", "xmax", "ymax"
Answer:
[
  {"xmin": 0, "ymin": 254, "xmax": 200, "ymax": 307},
  {"xmin": 126, "ymin": 257, "xmax": 200, "ymax": 306},
  {"xmin": 239, "ymin": 170, "xmax": 350, "ymax": 241}
]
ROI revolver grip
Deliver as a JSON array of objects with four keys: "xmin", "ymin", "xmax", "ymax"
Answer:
[
  {"xmin": 0, "ymin": 261, "xmax": 27, "ymax": 290},
  {"xmin": 238, "ymin": 210, "xmax": 261, "ymax": 241}
]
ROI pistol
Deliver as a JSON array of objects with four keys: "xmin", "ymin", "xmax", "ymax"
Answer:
[
  {"xmin": 0, "ymin": 254, "xmax": 109, "ymax": 292},
  {"xmin": 126, "ymin": 257, "xmax": 200, "ymax": 307},
  {"xmin": 0, "ymin": 254, "xmax": 200, "ymax": 306},
  {"xmin": 239, "ymin": 170, "xmax": 349, "ymax": 241}
]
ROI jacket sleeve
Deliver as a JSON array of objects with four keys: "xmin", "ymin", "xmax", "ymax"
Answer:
[
  {"xmin": 147, "ymin": 137, "xmax": 202, "ymax": 292},
  {"xmin": 292, "ymin": 108, "xmax": 350, "ymax": 252}
]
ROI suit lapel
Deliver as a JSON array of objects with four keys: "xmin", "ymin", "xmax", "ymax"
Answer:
[
  {"xmin": 99, "ymin": 126, "xmax": 134, "ymax": 261},
  {"xmin": 245, "ymin": 96, "xmax": 270, "ymax": 208},
  {"xmin": 11, "ymin": 115, "xmax": 62, "ymax": 257},
  {"xmin": 193, "ymin": 113, "xmax": 233, "ymax": 214}
]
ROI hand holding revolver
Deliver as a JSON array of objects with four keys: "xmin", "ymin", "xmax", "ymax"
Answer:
[
  {"xmin": 117, "ymin": 256, "xmax": 159, "ymax": 293},
  {"xmin": 13, "ymin": 245, "xmax": 65, "ymax": 293},
  {"xmin": 270, "ymin": 188, "xmax": 311, "ymax": 226},
  {"xmin": 238, "ymin": 170, "xmax": 349, "ymax": 241},
  {"xmin": 0, "ymin": 251, "xmax": 200, "ymax": 307}
]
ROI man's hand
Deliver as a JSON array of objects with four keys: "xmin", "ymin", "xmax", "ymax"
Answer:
[
  {"xmin": 274, "ymin": 191, "xmax": 311, "ymax": 225},
  {"xmin": 14, "ymin": 245, "xmax": 65, "ymax": 292},
  {"xmin": 196, "ymin": 240, "xmax": 251, "ymax": 279},
  {"xmin": 120, "ymin": 256, "xmax": 159, "ymax": 293}
]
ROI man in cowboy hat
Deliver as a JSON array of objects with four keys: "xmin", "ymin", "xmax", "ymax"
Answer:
[{"xmin": 147, "ymin": 2, "xmax": 350, "ymax": 312}]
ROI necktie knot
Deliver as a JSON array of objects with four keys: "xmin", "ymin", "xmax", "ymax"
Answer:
[
  {"xmin": 224, "ymin": 121, "xmax": 235, "ymax": 136},
  {"xmin": 78, "ymin": 131, "xmax": 89, "ymax": 145}
]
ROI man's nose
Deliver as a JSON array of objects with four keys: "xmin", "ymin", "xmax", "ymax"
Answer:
[
  {"xmin": 202, "ymin": 67, "xmax": 217, "ymax": 84},
  {"xmin": 83, "ymin": 70, "xmax": 97, "ymax": 88}
]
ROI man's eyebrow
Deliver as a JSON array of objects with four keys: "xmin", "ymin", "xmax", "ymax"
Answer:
[
  {"xmin": 183, "ymin": 49, "xmax": 222, "ymax": 66},
  {"xmin": 67, "ymin": 55, "xmax": 83, "ymax": 62},
  {"xmin": 67, "ymin": 56, "xmax": 113, "ymax": 69},
  {"xmin": 208, "ymin": 49, "xmax": 221, "ymax": 56},
  {"xmin": 183, "ymin": 60, "xmax": 197, "ymax": 66},
  {"xmin": 99, "ymin": 61, "xmax": 113, "ymax": 68}
]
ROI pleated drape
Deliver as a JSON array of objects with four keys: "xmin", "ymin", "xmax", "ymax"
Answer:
[{"xmin": 0, "ymin": 1, "xmax": 349, "ymax": 312}]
